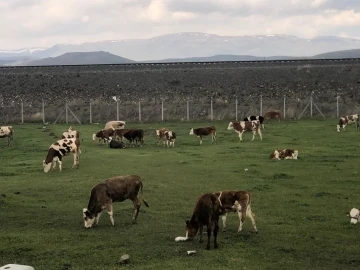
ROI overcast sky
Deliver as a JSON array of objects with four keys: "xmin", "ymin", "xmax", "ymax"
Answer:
[{"xmin": 1, "ymin": 0, "xmax": 360, "ymax": 49}]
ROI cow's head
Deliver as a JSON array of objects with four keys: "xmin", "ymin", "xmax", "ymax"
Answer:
[
  {"xmin": 43, "ymin": 160, "xmax": 51, "ymax": 173},
  {"xmin": 189, "ymin": 128, "xmax": 194, "ymax": 135},
  {"xmin": 185, "ymin": 220, "xmax": 198, "ymax": 239},
  {"xmin": 347, "ymin": 208, "xmax": 360, "ymax": 225},
  {"xmin": 293, "ymin": 150, "xmax": 299, "ymax": 159},
  {"xmin": 92, "ymin": 134, "xmax": 96, "ymax": 141},
  {"xmin": 83, "ymin": 208, "xmax": 96, "ymax": 228},
  {"xmin": 227, "ymin": 122, "xmax": 234, "ymax": 130},
  {"xmin": 155, "ymin": 130, "xmax": 160, "ymax": 136}
]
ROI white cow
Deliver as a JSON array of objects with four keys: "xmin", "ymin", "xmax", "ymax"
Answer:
[
  {"xmin": 347, "ymin": 208, "xmax": 360, "ymax": 225},
  {"xmin": 104, "ymin": 121, "xmax": 126, "ymax": 130},
  {"xmin": 0, "ymin": 126, "xmax": 14, "ymax": 145}
]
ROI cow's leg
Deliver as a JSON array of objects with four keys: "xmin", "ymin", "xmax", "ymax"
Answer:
[
  {"xmin": 95, "ymin": 211, "xmax": 102, "ymax": 226},
  {"xmin": 132, "ymin": 198, "xmax": 141, "ymax": 224},
  {"xmin": 199, "ymin": 136, "xmax": 203, "ymax": 145},
  {"xmin": 262, "ymin": 123, "xmax": 265, "ymax": 130},
  {"xmin": 238, "ymin": 132, "xmax": 243, "ymax": 142},
  {"xmin": 199, "ymin": 225, "xmax": 204, "ymax": 243},
  {"xmin": 258, "ymin": 129, "xmax": 263, "ymax": 140},
  {"xmin": 237, "ymin": 206, "xmax": 247, "ymax": 234},
  {"xmin": 52, "ymin": 160, "xmax": 57, "ymax": 171},
  {"xmin": 246, "ymin": 205, "xmax": 258, "ymax": 233},
  {"xmin": 58, "ymin": 159, "xmax": 63, "ymax": 172},
  {"xmin": 206, "ymin": 225, "xmax": 211, "ymax": 250},
  {"xmin": 213, "ymin": 222, "xmax": 219, "ymax": 249},
  {"xmin": 251, "ymin": 130, "xmax": 256, "ymax": 141},
  {"xmin": 221, "ymin": 213, "xmax": 228, "ymax": 232},
  {"xmin": 106, "ymin": 204, "xmax": 115, "ymax": 226}
]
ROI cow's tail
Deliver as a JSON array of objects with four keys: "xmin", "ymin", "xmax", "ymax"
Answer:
[{"xmin": 139, "ymin": 181, "xmax": 149, "ymax": 207}]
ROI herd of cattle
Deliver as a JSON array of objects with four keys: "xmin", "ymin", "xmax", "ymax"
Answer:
[{"xmin": 1, "ymin": 110, "xmax": 359, "ymax": 250}]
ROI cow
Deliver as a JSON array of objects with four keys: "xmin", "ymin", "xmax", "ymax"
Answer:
[
  {"xmin": 270, "ymin": 149, "xmax": 299, "ymax": 160},
  {"xmin": 0, "ymin": 126, "xmax": 14, "ymax": 146},
  {"xmin": 227, "ymin": 121, "xmax": 262, "ymax": 141},
  {"xmin": 82, "ymin": 175, "xmax": 149, "ymax": 228},
  {"xmin": 264, "ymin": 111, "xmax": 281, "ymax": 122},
  {"xmin": 62, "ymin": 126, "xmax": 80, "ymax": 139},
  {"xmin": 189, "ymin": 126, "xmax": 216, "ymax": 145},
  {"xmin": 109, "ymin": 137, "xmax": 126, "ymax": 149},
  {"xmin": 346, "ymin": 208, "xmax": 360, "ymax": 225},
  {"xmin": 104, "ymin": 120, "xmax": 126, "ymax": 130},
  {"xmin": 213, "ymin": 191, "xmax": 258, "ymax": 234},
  {"xmin": 155, "ymin": 128, "xmax": 169, "ymax": 146},
  {"xmin": 337, "ymin": 114, "xmax": 359, "ymax": 132},
  {"xmin": 92, "ymin": 128, "xmax": 116, "ymax": 144},
  {"xmin": 164, "ymin": 130, "xmax": 176, "ymax": 147},
  {"xmin": 43, "ymin": 138, "xmax": 80, "ymax": 173},
  {"xmin": 117, "ymin": 129, "xmax": 144, "ymax": 147},
  {"xmin": 185, "ymin": 193, "xmax": 227, "ymax": 250},
  {"xmin": 244, "ymin": 115, "xmax": 265, "ymax": 130}
]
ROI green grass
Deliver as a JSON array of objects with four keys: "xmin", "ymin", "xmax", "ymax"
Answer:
[{"xmin": 0, "ymin": 119, "xmax": 359, "ymax": 270}]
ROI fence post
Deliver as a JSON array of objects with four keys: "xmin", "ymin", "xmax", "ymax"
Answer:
[
  {"xmin": 161, "ymin": 99, "xmax": 164, "ymax": 121},
  {"xmin": 21, "ymin": 101, "xmax": 24, "ymax": 124},
  {"xmin": 65, "ymin": 102, "xmax": 68, "ymax": 124},
  {"xmin": 336, "ymin": 94, "xmax": 339, "ymax": 118},
  {"xmin": 116, "ymin": 100, "xmax": 119, "ymax": 121},
  {"xmin": 42, "ymin": 99, "xmax": 45, "ymax": 124},
  {"xmin": 283, "ymin": 95, "xmax": 286, "ymax": 120},
  {"xmin": 260, "ymin": 94, "xmax": 263, "ymax": 116},
  {"xmin": 186, "ymin": 100, "xmax": 189, "ymax": 121},
  {"xmin": 210, "ymin": 97, "xmax": 213, "ymax": 121},
  {"xmin": 310, "ymin": 94, "xmax": 313, "ymax": 118},
  {"xmin": 139, "ymin": 101, "xmax": 141, "ymax": 122},
  {"xmin": 235, "ymin": 96, "xmax": 238, "ymax": 121},
  {"xmin": 89, "ymin": 100, "xmax": 92, "ymax": 124}
]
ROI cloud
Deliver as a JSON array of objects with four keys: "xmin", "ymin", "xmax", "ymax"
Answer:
[{"xmin": 1, "ymin": 0, "xmax": 360, "ymax": 49}]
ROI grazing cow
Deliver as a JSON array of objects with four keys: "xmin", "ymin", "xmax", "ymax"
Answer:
[
  {"xmin": 244, "ymin": 115, "xmax": 265, "ymax": 130},
  {"xmin": 43, "ymin": 138, "xmax": 80, "ymax": 173},
  {"xmin": 62, "ymin": 126, "xmax": 80, "ymax": 139},
  {"xmin": 189, "ymin": 126, "xmax": 216, "ymax": 145},
  {"xmin": 213, "ymin": 191, "xmax": 258, "ymax": 234},
  {"xmin": 0, "ymin": 126, "xmax": 14, "ymax": 146},
  {"xmin": 155, "ymin": 128, "xmax": 169, "ymax": 146},
  {"xmin": 185, "ymin": 193, "xmax": 226, "ymax": 250},
  {"xmin": 270, "ymin": 149, "xmax": 299, "ymax": 160},
  {"xmin": 118, "ymin": 129, "xmax": 144, "ymax": 147},
  {"xmin": 104, "ymin": 120, "xmax": 126, "ymax": 130},
  {"xmin": 346, "ymin": 208, "xmax": 360, "ymax": 225},
  {"xmin": 82, "ymin": 175, "xmax": 149, "ymax": 228},
  {"xmin": 227, "ymin": 121, "xmax": 262, "ymax": 141},
  {"xmin": 109, "ymin": 138, "xmax": 126, "ymax": 149},
  {"xmin": 337, "ymin": 114, "xmax": 359, "ymax": 132},
  {"xmin": 92, "ymin": 128, "xmax": 116, "ymax": 144},
  {"xmin": 264, "ymin": 111, "xmax": 281, "ymax": 122},
  {"xmin": 164, "ymin": 130, "xmax": 176, "ymax": 147}
]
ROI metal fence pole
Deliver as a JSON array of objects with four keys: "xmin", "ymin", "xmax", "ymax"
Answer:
[
  {"xmin": 161, "ymin": 99, "xmax": 164, "ymax": 121},
  {"xmin": 283, "ymin": 95, "xmax": 286, "ymax": 120},
  {"xmin": 42, "ymin": 99, "xmax": 45, "ymax": 124},
  {"xmin": 139, "ymin": 101, "xmax": 141, "ymax": 122},
  {"xmin": 260, "ymin": 94, "xmax": 263, "ymax": 116},
  {"xmin": 210, "ymin": 97, "xmax": 213, "ymax": 121},
  {"xmin": 89, "ymin": 100, "xmax": 92, "ymax": 124},
  {"xmin": 21, "ymin": 101, "xmax": 24, "ymax": 124},
  {"xmin": 116, "ymin": 100, "xmax": 119, "ymax": 121},
  {"xmin": 65, "ymin": 102, "xmax": 69, "ymax": 124},
  {"xmin": 336, "ymin": 94, "xmax": 339, "ymax": 118},
  {"xmin": 310, "ymin": 94, "xmax": 313, "ymax": 118},
  {"xmin": 235, "ymin": 96, "xmax": 238, "ymax": 121},
  {"xmin": 186, "ymin": 100, "xmax": 189, "ymax": 121}
]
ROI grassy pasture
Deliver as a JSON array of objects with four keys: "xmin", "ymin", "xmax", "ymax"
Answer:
[{"xmin": 0, "ymin": 119, "xmax": 359, "ymax": 270}]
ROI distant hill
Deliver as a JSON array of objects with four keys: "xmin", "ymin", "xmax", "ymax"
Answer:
[
  {"xmin": 22, "ymin": 51, "xmax": 135, "ymax": 66},
  {"xmin": 312, "ymin": 48, "xmax": 360, "ymax": 59}
]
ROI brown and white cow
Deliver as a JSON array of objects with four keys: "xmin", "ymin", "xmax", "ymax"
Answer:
[
  {"xmin": 155, "ymin": 128, "xmax": 169, "ymax": 146},
  {"xmin": 264, "ymin": 111, "xmax": 281, "ymax": 122},
  {"xmin": 185, "ymin": 193, "xmax": 226, "ymax": 250},
  {"xmin": 82, "ymin": 175, "xmax": 149, "ymax": 228},
  {"xmin": 346, "ymin": 208, "xmax": 360, "ymax": 225},
  {"xmin": 337, "ymin": 114, "xmax": 359, "ymax": 132},
  {"xmin": 104, "ymin": 120, "xmax": 126, "ymax": 130},
  {"xmin": 244, "ymin": 115, "xmax": 265, "ymax": 130},
  {"xmin": 43, "ymin": 138, "xmax": 80, "ymax": 173},
  {"xmin": 227, "ymin": 121, "xmax": 262, "ymax": 141},
  {"xmin": 270, "ymin": 149, "xmax": 299, "ymax": 160},
  {"xmin": 189, "ymin": 126, "xmax": 216, "ymax": 145},
  {"xmin": 62, "ymin": 126, "xmax": 80, "ymax": 139},
  {"xmin": 0, "ymin": 126, "xmax": 14, "ymax": 146},
  {"xmin": 164, "ymin": 130, "xmax": 176, "ymax": 147},
  {"xmin": 213, "ymin": 190, "xmax": 258, "ymax": 234},
  {"xmin": 92, "ymin": 128, "xmax": 116, "ymax": 144}
]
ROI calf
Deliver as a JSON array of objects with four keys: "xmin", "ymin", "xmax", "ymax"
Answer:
[
  {"xmin": 185, "ymin": 193, "xmax": 225, "ymax": 250},
  {"xmin": 104, "ymin": 120, "xmax": 126, "ymax": 130},
  {"xmin": 270, "ymin": 149, "xmax": 299, "ymax": 160},
  {"xmin": 92, "ymin": 128, "xmax": 116, "ymax": 144},
  {"xmin": 337, "ymin": 114, "xmax": 359, "ymax": 132},
  {"xmin": 164, "ymin": 130, "xmax": 176, "ymax": 147},
  {"xmin": 62, "ymin": 126, "xmax": 80, "ymax": 139},
  {"xmin": 155, "ymin": 128, "xmax": 169, "ymax": 146},
  {"xmin": 82, "ymin": 175, "xmax": 149, "ymax": 228},
  {"xmin": 227, "ymin": 121, "xmax": 262, "ymax": 141},
  {"xmin": 213, "ymin": 191, "xmax": 258, "ymax": 233},
  {"xmin": 189, "ymin": 126, "xmax": 216, "ymax": 145},
  {"xmin": 118, "ymin": 129, "xmax": 144, "ymax": 147},
  {"xmin": 264, "ymin": 111, "xmax": 281, "ymax": 122},
  {"xmin": 43, "ymin": 138, "xmax": 80, "ymax": 173},
  {"xmin": 244, "ymin": 115, "xmax": 265, "ymax": 130},
  {"xmin": 0, "ymin": 126, "xmax": 14, "ymax": 146},
  {"xmin": 346, "ymin": 208, "xmax": 360, "ymax": 225},
  {"xmin": 109, "ymin": 138, "xmax": 126, "ymax": 149}
]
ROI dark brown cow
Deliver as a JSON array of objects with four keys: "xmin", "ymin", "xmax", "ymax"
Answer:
[
  {"xmin": 213, "ymin": 191, "xmax": 258, "ymax": 233},
  {"xmin": 270, "ymin": 149, "xmax": 299, "ymax": 160},
  {"xmin": 337, "ymin": 114, "xmax": 359, "ymax": 132},
  {"xmin": 264, "ymin": 111, "xmax": 282, "ymax": 122},
  {"xmin": 82, "ymin": 175, "xmax": 149, "ymax": 228},
  {"xmin": 185, "ymin": 193, "xmax": 226, "ymax": 250},
  {"xmin": 92, "ymin": 128, "xmax": 116, "ymax": 144},
  {"xmin": 189, "ymin": 126, "xmax": 216, "ymax": 145},
  {"xmin": 227, "ymin": 121, "xmax": 262, "ymax": 141},
  {"xmin": 117, "ymin": 128, "xmax": 144, "ymax": 147},
  {"xmin": 155, "ymin": 128, "xmax": 169, "ymax": 146}
]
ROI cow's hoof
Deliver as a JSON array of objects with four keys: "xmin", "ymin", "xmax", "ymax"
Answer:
[
  {"xmin": 222, "ymin": 229, "xmax": 227, "ymax": 232},
  {"xmin": 214, "ymin": 244, "xmax": 218, "ymax": 249},
  {"xmin": 253, "ymin": 230, "xmax": 259, "ymax": 234},
  {"xmin": 206, "ymin": 246, "xmax": 210, "ymax": 250}
]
